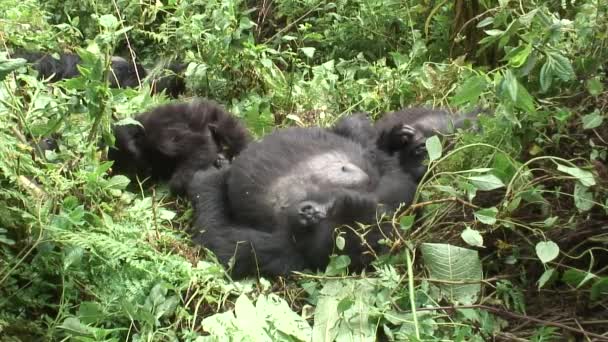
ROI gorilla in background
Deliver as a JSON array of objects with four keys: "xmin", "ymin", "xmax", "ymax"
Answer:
[
  {"xmin": 108, "ymin": 99, "xmax": 252, "ymax": 195},
  {"xmin": 187, "ymin": 116, "xmax": 418, "ymax": 279},
  {"xmin": 15, "ymin": 51, "xmax": 187, "ymax": 98},
  {"xmin": 16, "ymin": 51, "xmax": 147, "ymax": 88},
  {"xmin": 375, "ymin": 107, "xmax": 482, "ymax": 181},
  {"xmin": 148, "ymin": 62, "xmax": 188, "ymax": 99}
]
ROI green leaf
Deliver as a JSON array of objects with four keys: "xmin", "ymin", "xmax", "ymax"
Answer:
[
  {"xmin": 106, "ymin": 175, "xmax": 131, "ymax": 190},
  {"xmin": 99, "ymin": 14, "xmax": 118, "ymax": 29},
  {"xmin": 300, "ymin": 47, "xmax": 316, "ymax": 58},
  {"xmin": 507, "ymin": 44, "xmax": 532, "ymax": 68},
  {"xmin": 426, "ymin": 135, "xmax": 442, "ymax": 161},
  {"xmin": 573, "ymin": 183, "xmax": 595, "ymax": 212},
  {"xmin": 515, "ymin": 81, "xmax": 536, "ymax": 113},
  {"xmin": 420, "ymin": 243, "xmax": 482, "ymax": 304},
  {"xmin": 581, "ymin": 110, "xmax": 604, "ymax": 130},
  {"xmin": 539, "ymin": 61, "xmax": 552, "ymax": 92},
  {"xmin": 474, "ymin": 207, "xmax": 498, "ymax": 225},
  {"xmin": 78, "ymin": 302, "xmax": 104, "ymax": 324},
  {"xmin": 586, "ymin": 77, "xmax": 604, "ymax": 96},
  {"xmin": 399, "ymin": 215, "xmax": 415, "ymax": 231},
  {"xmin": 0, "ymin": 57, "xmax": 27, "ymax": 81},
  {"xmin": 467, "ymin": 174, "xmax": 505, "ymax": 191},
  {"xmin": 503, "ymin": 69, "xmax": 518, "ymax": 102},
  {"xmin": 590, "ymin": 277, "xmax": 608, "ymax": 301},
  {"xmin": 562, "ymin": 269, "xmax": 595, "ymax": 288},
  {"xmin": 535, "ymin": 241, "xmax": 559, "ymax": 264},
  {"xmin": 476, "ymin": 17, "xmax": 494, "ymax": 28},
  {"xmin": 537, "ymin": 268, "xmax": 556, "ymax": 289},
  {"xmin": 556, "ymin": 164, "xmax": 596, "ymax": 186},
  {"xmin": 452, "ymin": 75, "xmax": 487, "ymax": 105},
  {"xmin": 484, "ymin": 29, "xmax": 504, "ymax": 36},
  {"xmin": 461, "ymin": 227, "xmax": 484, "ymax": 247},
  {"xmin": 335, "ymin": 236, "xmax": 345, "ymax": 250}
]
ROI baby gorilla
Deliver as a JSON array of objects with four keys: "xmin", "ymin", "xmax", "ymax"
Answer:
[
  {"xmin": 108, "ymin": 99, "xmax": 251, "ymax": 195},
  {"xmin": 375, "ymin": 107, "xmax": 482, "ymax": 181}
]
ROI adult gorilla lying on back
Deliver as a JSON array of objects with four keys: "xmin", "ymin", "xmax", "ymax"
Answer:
[
  {"xmin": 188, "ymin": 120, "xmax": 417, "ymax": 278},
  {"xmin": 109, "ymin": 100, "xmax": 251, "ymax": 195}
]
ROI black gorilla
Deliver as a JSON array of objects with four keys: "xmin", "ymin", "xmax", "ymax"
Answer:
[
  {"xmin": 148, "ymin": 62, "xmax": 187, "ymax": 99},
  {"xmin": 16, "ymin": 51, "xmax": 187, "ymax": 98},
  {"xmin": 108, "ymin": 100, "xmax": 251, "ymax": 195},
  {"xmin": 187, "ymin": 118, "xmax": 417, "ymax": 279},
  {"xmin": 375, "ymin": 107, "xmax": 481, "ymax": 181},
  {"xmin": 225, "ymin": 126, "xmax": 415, "ymax": 230},
  {"xmin": 16, "ymin": 51, "xmax": 147, "ymax": 88}
]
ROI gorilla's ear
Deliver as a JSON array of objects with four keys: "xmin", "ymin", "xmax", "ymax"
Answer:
[{"xmin": 113, "ymin": 119, "xmax": 145, "ymax": 158}]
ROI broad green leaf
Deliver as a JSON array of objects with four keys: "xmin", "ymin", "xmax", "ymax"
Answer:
[
  {"xmin": 99, "ymin": 14, "xmax": 118, "ymax": 29},
  {"xmin": 476, "ymin": 17, "xmax": 494, "ymax": 28},
  {"xmin": 78, "ymin": 302, "xmax": 104, "ymax": 324},
  {"xmin": 467, "ymin": 174, "xmax": 505, "ymax": 191},
  {"xmin": 586, "ymin": 77, "xmax": 604, "ymax": 96},
  {"xmin": 106, "ymin": 175, "xmax": 131, "ymax": 190},
  {"xmin": 484, "ymin": 29, "xmax": 504, "ymax": 36},
  {"xmin": 549, "ymin": 52, "xmax": 575, "ymax": 81},
  {"xmin": 539, "ymin": 61, "xmax": 553, "ymax": 92},
  {"xmin": 0, "ymin": 57, "xmax": 27, "ymax": 81},
  {"xmin": 452, "ymin": 75, "xmax": 487, "ymax": 105},
  {"xmin": 503, "ymin": 69, "xmax": 518, "ymax": 102},
  {"xmin": 300, "ymin": 47, "xmax": 316, "ymax": 58},
  {"xmin": 591, "ymin": 277, "xmax": 608, "ymax": 301},
  {"xmin": 514, "ymin": 81, "xmax": 536, "ymax": 113},
  {"xmin": 461, "ymin": 227, "xmax": 484, "ymax": 247},
  {"xmin": 535, "ymin": 241, "xmax": 559, "ymax": 264},
  {"xmin": 538, "ymin": 268, "xmax": 556, "ymax": 289},
  {"xmin": 313, "ymin": 280, "xmax": 376, "ymax": 342},
  {"xmin": 420, "ymin": 243, "xmax": 482, "ymax": 304},
  {"xmin": 399, "ymin": 215, "xmax": 415, "ymax": 230},
  {"xmin": 574, "ymin": 183, "xmax": 595, "ymax": 212},
  {"xmin": 335, "ymin": 236, "xmax": 345, "ymax": 250},
  {"xmin": 582, "ymin": 110, "xmax": 604, "ymax": 130},
  {"xmin": 474, "ymin": 207, "xmax": 498, "ymax": 225},
  {"xmin": 507, "ymin": 44, "xmax": 532, "ymax": 68},
  {"xmin": 426, "ymin": 135, "xmax": 442, "ymax": 161},
  {"xmin": 562, "ymin": 269, "xmax": 595, "ymax": 289},
  {"xmin": 556, "ymin": 164, "xmax": 596, "ymax": 186}
]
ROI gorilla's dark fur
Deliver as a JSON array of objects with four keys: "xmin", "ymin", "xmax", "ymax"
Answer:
[
  {"xmin": 375, "ymin": 107, "xmax": 481, "ymax": 181},
  {"xmin": 17, "ymin": 52, "xmax": 147, "ymax": 88},
  {"xmin": 16, "ymin": 51, "xmax": 187, "ymax": 98},
  {"xmin": 187, "ymin": 118, "xmax": 417, "ymax": 279},
  {"xmin": 108, "ymin": 100, "xmax": 251, "ymax": 195},
  {"xmin": 149, "ymin": 62, "xmax": 188, "ymax": 99}
]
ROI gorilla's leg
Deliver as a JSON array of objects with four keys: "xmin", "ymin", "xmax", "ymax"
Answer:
[{"xmin": 188, "ymin": 169, "xmax": 309, "ymax": 279}]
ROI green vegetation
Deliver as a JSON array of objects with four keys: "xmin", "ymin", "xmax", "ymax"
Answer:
[{"xmin": 1, "ymin": 0, "xmax": 607, "ymax": 340}]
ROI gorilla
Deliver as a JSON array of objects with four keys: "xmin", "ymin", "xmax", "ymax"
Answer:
[
  {"xmin": 375, "ymin": 107, "xmax": 482, "ymax": 181},
  {"xmin": 225, "ymin": 126, "xmax": 415, "ymax": 230},
  {"xmin": 148, "ymin": 62, "xmax": 187, "ymax": 99},
  {"xmin": 16, "ymin": 51, "xmax": 147, "ymax": 88},
  {"xmin": 16, "ymin": 51, "xmax": 187, "ymax": 98},
  {"xmin": 187, "ymin": 117, "xmax": 417, "ymax": 279},
  {"xmin": 108, "ymin": 99, "xmax": 251, "ymax": 195}
]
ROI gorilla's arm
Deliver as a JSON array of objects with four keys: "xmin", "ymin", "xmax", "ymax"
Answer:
[
  {"xmin": 330, "ymin": 113, "xmax": 376, "ymax": 147},
  {"xmin": 188, "ymin": 169, "xmax": 309, "ymax": 279}
]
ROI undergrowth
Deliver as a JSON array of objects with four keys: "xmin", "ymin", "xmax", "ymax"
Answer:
[{"xmin": 0, "ymin": 0, "xmax": 607, "ymax": 340}]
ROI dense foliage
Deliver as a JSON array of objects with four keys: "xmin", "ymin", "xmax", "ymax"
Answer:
[{"xmin": 1, "ymin": 0, "xmax": 607, "ymax": 340}]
